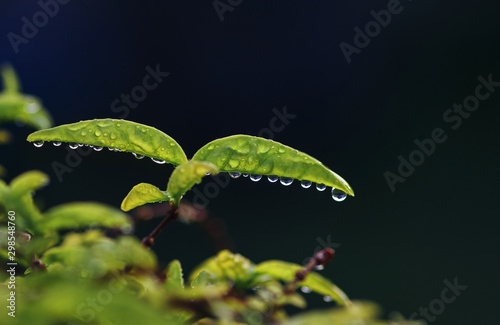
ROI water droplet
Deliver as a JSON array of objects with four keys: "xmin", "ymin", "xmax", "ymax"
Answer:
[
  {"xmin": 33, "ymin": 140, "xmax": 44, "ymax": 147},
  {"xmin": 108, "ymin": 147, "xmax": 114, "ymax": 151},
  {"xmin": 80, "ymin": 130, "xmax": 87, "ymax": 136},
  {"xmin": 316, "ymin": 183, "xmax": 326, "ymax": 191},
  {"xmin": 323, "ymin": 296, "xmax": 333, "ymax": 302},
  {"xmin": 93, "ymin": 146, "xmax": 103, "ymax": 151},
  {"xmin": 114, "ymin": 148, "xmax": 122, "ymax": 152},
  {"xmin": 151, "ymin": 158, "xmax": 166, "ymax": 164},
  {"xmin": 53, "ymin": 141, "xmax": 62, "ymax": 147},
  {"xmin": 315, "ymin": 265, "xmax": 325, "ymax": 271},
  {"xmin": 250, "ymin": 174, "xmax": 262, "ymax": 182},
  {"xmin": 78, "ymin": 143, "xmax": 83, "ymax": 147},
  {"xmin": 229, "ymin": 172, "xmax": 241, "ymax": 178},
  {"xmin": 331, "ymin": 188, "xmax": 347, "ymax": 202},
  {"xmin": 301, "ymin": 180, "xmax": 312, "ymax": 188},
  {"xmin": 133, "ymin": 153, "xmax": 144, "ymax": 159},
  {"xmin": 301, "ymin": 286, "xmax": 311, "ymax": 293},
  {"xmin": 69, "ymin": 143, "xmax": 79, "ymax": 149},
  {"xmin": 110, "ymin": 133, "xmax": 117, "ymax": 140},
  {"xmin": 228, "ymin": 159, "xmax": 240, "ymax": 168},
  {"xmin": 94, "ymin": 130, "xmax": 102, "ymax": 136},
  {"xmin": 280, "ymin": 177, "xmax": 293, "ymax": 186},
  {"xmin": 242, "ymin": 174, "xmax": 249, "ymax": 177},
  {"xmin": 267, "ymin": 175, "xmax": 278, "ymax": 183},
  {"xmin": 205, "ymin": 172, "xmax": 211, "ymax": 176}
]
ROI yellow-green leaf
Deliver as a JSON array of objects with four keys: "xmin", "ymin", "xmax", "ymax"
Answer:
[
  {"xmin": 166, "ymin": 160, "xmax": 218, "ymax": 205},
  {"xmin": 41, "ymin": 202, "xmax": 133, "ymax": 232},
  {"xmin": 192, "ymin": 135, "xmax": 354, "ymax": 196},
  {"xmin": 253, "ymin": 261, "xmax": 351, "ymax": 306},
  {"xmin": 121, "ymin": 183, "xmax": 171, "ymax": 211},
  {"xmin": 27, "ymin": 119, "xmax": 188, "ymax": 166},
  {"xmin": 165, "ymin": 260, "xmax": 185, "ymax": 291}
]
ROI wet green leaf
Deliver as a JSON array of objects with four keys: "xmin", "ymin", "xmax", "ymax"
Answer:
[
  {"xmin": 121, "ymin": 183, "xmax": 171, "ymax": 211},
  {"xmin": 252, "ymin": 261, "xmax": 351, "ymax": 306},
  {"xmin": 0, "ymin": 65, "xmax": 53, "ymax": 130},
  {"xmin": 165, "ymin": 260, "xmax": 185, "ymax": 291},
  {"xmin": 189, "ymin": 250, "xmax": 254, "ymax": 289},
  {"xmin": 27, "ymin": 119, "xmax": 188, "ymax": 165},
  {"xmin": 192, "ymin": 135, "xmax": 354, "ymax": 196},
  {"xmin": 166, "ymin": 160, "xmax": 219, "ymax": 205},
  {"xmin": 41, "ymin": 202, "xmax": 132, "ymax": 232}
]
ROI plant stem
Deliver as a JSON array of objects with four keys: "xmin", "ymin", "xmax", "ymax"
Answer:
[{"xmin": 141, "ymin": 202, "xmax": 178, "ymax": 248}]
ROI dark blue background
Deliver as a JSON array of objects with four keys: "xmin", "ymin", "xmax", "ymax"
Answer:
[{"xmin": 1, "ymin": 1, "xmax": 499, "ymax": 324}]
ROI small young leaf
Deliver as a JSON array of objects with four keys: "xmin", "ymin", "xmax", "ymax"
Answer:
[
  {"xmin": 165, "ymin": 260, "xmax": 185, "ymax": 291},
  {"xmin": 41, "ymin": 202, "xmax": 133, "ymax": 232},
  {"xmin": 9, "ymin": 170, "xmax": 49, "ymax": 197},
  {"xmin": 121, "ymin": 183, "xmax": 171, "ymax": 211},
  {"xmin": 190, "ymin": 270, "xmax": 212, "ymax": 288},
  {"xmin": 192, "ymin": 135, "xmax": 354, "ymax": 196},
  {"xmin": 27, "ymin": 119, "xmax": 188, "ymax": 166},
  {"xmin": 166, "ymin": 160, "xmax": 219, "ymax": 205},
  {"xmin": 0, "ymin": 65, "xmax": 53, "ymax": 130},
  {"xmin": 1, "ymin": 64, "xmax": 20, "ymax": 94},
  {"xmin": 252, "ymin": 261, "xmax": 351, "ymax": 306}
]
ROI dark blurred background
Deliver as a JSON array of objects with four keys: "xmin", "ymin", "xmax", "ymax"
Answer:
[{"xmin": 1, "ymin": 0, "xmax": 499, "ymax": 324}]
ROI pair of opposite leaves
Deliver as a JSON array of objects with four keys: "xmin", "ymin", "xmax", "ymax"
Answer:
[{"xmin": 27, "ymin": 119, "xmax": 354, "ymax": 209}]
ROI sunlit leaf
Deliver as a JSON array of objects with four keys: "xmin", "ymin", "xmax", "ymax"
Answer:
[
  {"xmin": 165, "ymin": 260, "xmax": 185, "ymax": 291},
  {"xmin": 189, "ymin": 250, "xmax": 253, "ymax": 289},
  {"xmin": 192, "ymin": 135, "xmax": 354, "ymax": 196},
  {"xmin": 27, "ymin": 119, "xmax": 188, "ymax": 165},
  {"xmin": 166, "ymin": 160, "xmax": 218, "ymax": 205},
  {"xmin": 252, "ymin": 261, "xmax": 351, "ymax": 306},
  {"xmin": 41, "ymin": 202, "xmax": 133, "ymax": 232},
  {"xmin": 121, "ymin": 183, "xmax": 171, "ymax": 211},
  {"xmin": 9, "ymin": 170, "xmax": 49, "ymax": 197}
]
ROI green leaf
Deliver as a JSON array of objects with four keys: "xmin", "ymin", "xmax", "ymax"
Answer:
[
  {"xmin": 282, "ymin": 302, "xmax": 382, "ymax": 325},
  {"xmin": 165, "ymin": 260, "xmax": 185, "ymax": 291},
  {"xmin": 0, "ymin": 65, "xmax": 53, "ymax": 130},
  {"xmin": 41, "ymin": 202, "xmax": 133, "ymax": 232},
  {"xmin": 27, "ymin": 119, "xmax": 188, "ymax": 165},
  {"xmin": 166, "ymin": 160, "xmax": 219, "ymax": 205},
  {"xmin": 252, "ymin": 261, "xmax": 351, "ymax": 306},
  {"xmin": 121, "ymin": 183, "xmax": 171, "ymax": 211},
  {"xmin": 9, "ymin": 170, "xmax": 49, "ymax": 197},
  {"xmin": 1, "ymin": 64, "xmax": 20, "ymax": 94},
  {"xmin": 191, "ymin": 270, "xmax": 212, "ymax": 288},
  {"xmin": 192, "ymin": 135, "xmax": 354, "ymax": 196},
  {"xmin": 189, "ymin": 250, "xmax": 254, "ymax": 289}
]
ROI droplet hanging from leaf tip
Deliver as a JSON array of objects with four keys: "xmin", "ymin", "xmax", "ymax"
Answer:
[
  {"xmin": 69, "ymin": 143, "xmax": 79, "ymax": 149},
  {"xmin": 316, "ymin": 183, "xmax": 326, "ymax": 191},
  {"xmin": 53, "ymin": 141, "xmax": 61, "ymax": 147},
  {"xmin": 242, "ymin": 173, "xmax": 249, "ymax": 177},
  {"xmin": 229, "ymin": 172, "xmax": 241, "ymax": 179},
  {"xmin": 301, "ymin": 286, "xmax": 311, "ymax": 293},
  {"xmin": 33, "ymin": 140, "xmax": 44, "ymax": 147},
  {"xmin": 331, "ymin": 188, "xmax": 347, "ymax": 202},
  {"xmin": 279, "ymin": 177, "xmax": 293, "ymax": 186},
  {"xmin": 301, "ymin": 180, "xmax": 312, "ymax": 188},
  {"xmin": 250, "ymin": 174, "xmax": 262, "ymax": 182},
  {"xmin": 133, "ymin": 153, "xmax": 144, "ymax": 159},
  {"xmin": 267, "ymin": 175, "xmax": 278, "ymax": 183},
  {"xmin": 151, "ymin": 158, "xmax": 166, "ymax": 164},
  {"xmin": 93, "ymin": 146, "xmax": 103, "ymax": 151}
]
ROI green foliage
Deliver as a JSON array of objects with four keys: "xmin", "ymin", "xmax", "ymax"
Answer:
[
  {"xmin": 0, "ymin": 65, "xmax": 53, "ymax": 130},
  {"xmin": 166, "ymin": 160, "xmax": 219, "ymax": 205},
  {"xmin": 121, "ymin": 183, "xmax": 171, "ymax": 211},
  {"xmin": 192, "ymin": 135, "xmax": 354, "ymax": 196},
  {"xmin": 27, "ymin": 118, "xmax": 188, "ymax": 165}
]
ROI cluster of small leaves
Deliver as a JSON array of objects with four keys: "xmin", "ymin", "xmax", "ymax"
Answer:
[{"xmin": 0, "ymin": 172, "xmax": 421, "ymax": 325}]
